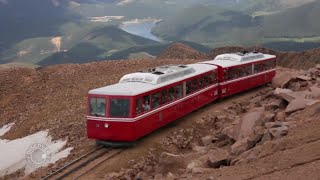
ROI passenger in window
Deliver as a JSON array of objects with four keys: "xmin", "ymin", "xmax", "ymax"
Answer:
[
  {"xmin": 142, "ymin": 100, "xmax": 150, "ymax": 111},
  {"xmin": 98, "ymin": 102, "xmax": 106, "ymax": 115},
  {"xmin": 175, "ymin": 85, "xmax": 182, "ymax": 98}
]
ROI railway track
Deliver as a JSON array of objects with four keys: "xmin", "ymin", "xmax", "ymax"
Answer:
[{"xmin": 41, "ymin": 146, "xmax": 123, "ymax": 180}]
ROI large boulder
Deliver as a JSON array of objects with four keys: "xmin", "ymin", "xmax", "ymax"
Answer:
[
  {"xmin": 264, "ymin": 99, "xmax": 286, "ymax": 111},
  {"xmin": 268, "ymin": 125, "xmax": 289, "ymax": 139},
  {"xmin": 214, "ymin": 132, "xmax": 236, "ymax": 147},
  {"xmin": 274, "ymin": 88, "xmax": 293, "ymax": 96},
  {"xmin": 285, "ymin": 98, "xmax": 311, "ymax": 114},
  {"xmin": 309, "ymin": 86, "xmax": 320, "ymax": 99},
  {"xmin": 155, "ymin": 152, "xmax": 188, "ymax": 175},
  {"xmin": 230, "ymin": 138, "xmax": 250, "ymax": 156},
  {"xmin": 236, "ymin": 108, "xmax": 264, "ymax": 140},
  {"xmin": 296, "ymin": 75, "xmax": 312, "ymax": 81},
  {"xmin": 272, "ymin": 69, "xmax": 300, "ymax": 88},
  {"xmin": 274, "ymin": 111, "xmax": 287, "ymax": 121},
  {"xmin": 206, "ymin": 149, "xmax": 230, "ymax": 168}
]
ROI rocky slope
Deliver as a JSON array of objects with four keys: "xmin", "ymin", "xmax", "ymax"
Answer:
[
  {"xmin": 0, "ymin": 59, "xmax": 200, "ymax": 178},
  {"xmin": 157, "ymin": 43, "xmax": 208, "ymax": 60},
  {"xmin": 1, "ymin": 47, "xmax": 320, "ymax": 179},
  {"xmin": 208, "ymin": 46, "xmax": 320, "ymax": 70},
  {"xmin": 102, "ymin": 66, "xmax": 320, "ymax": 180}
]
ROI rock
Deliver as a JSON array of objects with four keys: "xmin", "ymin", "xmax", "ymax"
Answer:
[
  {"xmin": 217, "ymin": 115, "xmax": 227, "ymax": 121},
  {"xmin": 155, "ymin": 152, "xmax": 186, "ymax": 175},
  {"xmin": 316, "ymin": 78, "xmax": 320, "ymax": 85},
  {"xmin": 201, "ymin": 135, "xmax": 214, "ymax": 146},
  {"xmin": 231, "ymin": 138, "xmax": 249, "ymax": 156},
  {"xmin": 309, "ymin": 86, "xmax": 320, "ymax": 98},
  {"xmin": 250, "ymin": 96, "xmax": 262, "ymax": 104},
  {"xmin": 274, "ymin": 88, "xmax": 293, "ymax": 96},
  {"xmin": 274, "ymin": 111, "xmax": 287, "ymax": 121},
  {"xmin": 262, "ymin": 113, "xmax": 275, "ymax": 123},
  {"xmin": 265, "ymin": 121, "xmax": 290, "ymax": 129},
  {"xmin": 300, "ymin": 81, "xmax": 309, "ymax": 87},
  {"xmin": 316, "ymin": 64, "xmax": 320, "ymax": 69},
  {"xmin": 191, "ymin": 144, "xmax": 208, "ymax": 154},
  {"xmin": 254, "ymin": 125, "xmax": 267, "ymax": 136},
  {"xmin": 261, "ymin": 131, "xmax": 272, "ymax": 143},
  {"xmin": 220, "ymin": 126, "xmax": 235, "ymax": 139},
  {"xmin": 247, "ymin": 134, "xmax": 263, "ymax": 150},
  {"xmin": 269, "ymin": 125, "xmax": 289, "ymax": 139},
  {"xmin": 166, "ymin": 172, "xmax": 176, "ymax": 179},
  {"xmin": 237, "ymin": 108, "xmax": 264, "ymax": 139},
  {"xmin": 278, "ymin": 91, "xmax": 301, "ymax": 103},
  {"xmin": 307, "ymin": 100, "xmax": 320, "ymax": 106},
  {"xmin": 285, "ymin": 98, "xmax": 311, "ymax": 114},
  {"xmin": 296, "ymin": 75, "xmax": 312, "ymax": 81},
  {"xmin": 264, "ymin": 99, "xmax": 285, "ymax": 111},
  {"xmin": 214, "ymin": 133, "xmax": 236, "ymax": 147},
  {"xmin": 207, "ymin": 149, "xmax": 230, "ymax": 168},
  {"xmin": 287, "ymin": 82, "xmax": 301, "ymax": 91},
  {"xmin": 187, "ymin": 160, "xmax": 203, "ymax": 173}
]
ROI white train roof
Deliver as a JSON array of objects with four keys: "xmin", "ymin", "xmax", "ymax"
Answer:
[
  {"xmin": 200, "ymin": 52, "xmax": 276, "ymax": 68},
  {"xmin": 89, "ymin": 64, "xmax": 217, "ymax": 96}
]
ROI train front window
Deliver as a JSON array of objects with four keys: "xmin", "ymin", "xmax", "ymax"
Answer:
[
  {"xmin": 90, "ymin": 98, "xmax": 106, "ymax": 117},
  {"xmin": 110, "ymin": 98, "xmax": 130, "ymax": 117}
]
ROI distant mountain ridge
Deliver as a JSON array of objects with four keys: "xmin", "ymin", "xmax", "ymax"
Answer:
[{"xmin": 152, "ymin": 0, "xmax": 320, "ymax": 48}]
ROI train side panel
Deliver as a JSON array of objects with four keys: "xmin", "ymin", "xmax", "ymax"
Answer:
[{"xmin": 133, "ymin": 84, "xmax": 219, "ymax": 141}]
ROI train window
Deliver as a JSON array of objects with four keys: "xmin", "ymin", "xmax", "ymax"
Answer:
[
  {"xmin": 168, "ymin": 87, "xmax": 175, "ymax": 101},
  {"xmin": 228, "ymin": 68, "xmax": 236, "ymax": 80},
  {"xmin": 175, "ymin": 84, "xmax": 183, "ymax": 98},
  {"xmin": 90, "ymin": 98, "xmax": 106, "ymax": 117},
  {"xmin": 109, "ymin": 98, "xmax": 130, "ymax": 117},
  {"xmin": 193, "ymin": 79, "xmax": 199, "ymax": 92},
  {"xmin": 161, "ymin": 89, "xmax": 169, "ymax": 105},
  {"xmin": 199, "ymin": 76, "xmax": 206, "ymax": 88},
  {"xmin": 245, "ymin": 65, "xmax": 252, "ymax": 75},
  {"xmin": 142, "ymin": 95, "xmax": 151, "ymax": 112},
  {"xmin": 238, "ymin": 67, "xmax": 245, "ymax": 77},
  {"xmin": 136, "ymin": 98, "xmax": 142, "ymax": 115},
  {"xmin": 186, "ymin": 81, "xmax": 192, "ymax": 95},
  {"xmin": 224, "ymin": 69, "xmax": 228, "ymax": 81},
  {"xmin": 209, "ymin": 73, "xmax": 215, "ymax": 83},
  {"xmin": 253, "ymin": 64, "xmax": 260, "ymax": 74},
  {"xmin": 151, "ymin": 93, "xmax": 160, "ymax": 108}
]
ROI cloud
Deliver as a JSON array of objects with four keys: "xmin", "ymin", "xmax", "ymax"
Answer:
[
  {"xmin": 0, "ymin": 0, "xmax": 8, "ymax": 5},
  {"xmin": 117, "ymin": 0, "xmax": 135, "ymax": 6}
]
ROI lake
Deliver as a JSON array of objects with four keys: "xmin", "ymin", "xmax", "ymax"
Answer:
[{"xmin": 120, "ymin": 21, "xmax": 162, "ymax": 42}]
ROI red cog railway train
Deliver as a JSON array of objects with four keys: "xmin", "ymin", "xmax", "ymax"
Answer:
[{"xmin": 87, "ymin": 52, "xmax": 276, "ymax": 146}]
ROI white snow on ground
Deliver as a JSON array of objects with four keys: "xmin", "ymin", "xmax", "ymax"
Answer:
[
  {"xmin": 89, "ymin": 16, "xmax": 124, "ymax": 23},
  {"xmin": 0, "ymin": 129, "xmax": 73, "ymax": 177},
  {"xmin": 0, "ymin": 123, "xmax": 14, "ymax": 136}
]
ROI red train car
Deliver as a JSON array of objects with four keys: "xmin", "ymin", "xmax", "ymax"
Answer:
[
  {"xmin": 200, "ymin": 52, "xmax": 276, "ymax": 98},
  {"xmin": 87, "ymin": 64, "xmax": 219, "ymax": 146},
  {"xmin": 86, "ymin": 52, "xmax": 276, "ymax": 146}
]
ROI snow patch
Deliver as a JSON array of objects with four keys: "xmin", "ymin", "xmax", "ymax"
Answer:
[
  {"xmin": 0, "ymin": 123, "xmax": 14, "ymax": 137},
  {"xmin": 89, "ymin": 16, "xmax": 124, "ymax": 23},
  {"xmin": 0, "ymin": 130, "xmax": 73, "ymax": 177},
  {"xmin": 121, "ymin": 18, "xmax": 162, "ymax": 25}
]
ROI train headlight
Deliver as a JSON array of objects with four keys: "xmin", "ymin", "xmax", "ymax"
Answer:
[{"xmin": 104, "ymin": 123, "xmax": 109, "ymax": 128}]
